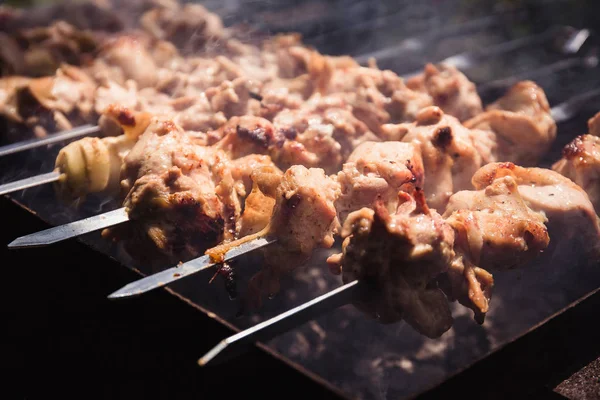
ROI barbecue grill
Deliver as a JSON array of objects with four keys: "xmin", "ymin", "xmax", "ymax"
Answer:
[{"xmin": 3, "ymin": 0, "xmax": 600, "ymax": 399}]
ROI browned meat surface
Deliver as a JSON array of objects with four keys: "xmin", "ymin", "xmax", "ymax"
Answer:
[
  {"xmin": 328, "ymin": 190, "xmax": 455, "ymax": 338},
  {"xmin": 441, "ymin": 165, "xmax": 550, "ymax": 321},
  {"xmin": 406, "ymin": 63, "xmax": 483, "ymax": 122},
  {"xmin": 381, "ymin": 106, "xmax": 496, "ymax": 211},
  {"xmin": 334, "ymin": 141, "xmax": 424, "ymax": 223},
  {"xmin": 474, "ymin": 162, "xmax": 600, "ymax": 263},
  {"xmin": 103, "ymin": 119, "xmax": 227, "ymax": 262},
  {"xmin": 229, "ymin": 154, "xmax": 279, "ymax": 198},
  {"xmin": 0, "ymin": 1, "xmax": 126, "ymax": 34},
  {"xmin": 553, "ymin": 134, "xmax": 600, "ymax": 212},
  {"xmin": 271, "ymin": 94, "xmax": 379, "ymax": 174},
  {"xmin": 91, "ymin": 35, "xmax": 159, "ymax": 89},
  {"xmin": 13, "ymin": 65, "xmax": 97, "ymax": 137},
  {"xmin": 464, "ymin": 81, "xmax": 557, "ymax": 166},
  {"xmin": 247, "ymin": 165, "xmax": 341, "ymax": 304},
  {"xmin": 326, "ymin": 66, "xmax": 434, "ymax": 134},
  {"xmin": 235, "ymin": 165, "xmax": 281, "ymax": 238},
  {"xmin": 213, "ymin": 115, "xmax": 286, "ymax": 159}
]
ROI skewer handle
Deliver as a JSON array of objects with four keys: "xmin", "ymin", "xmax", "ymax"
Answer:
[{"xmin": 198, "ymin": 279, "xmax": 364, "ymax": 367}]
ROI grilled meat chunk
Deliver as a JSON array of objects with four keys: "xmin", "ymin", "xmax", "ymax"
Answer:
[
  {"xmin": 328, "ymin": 190, "xmax": 455, "ymax": 339},
  {"xmin": 382, "ymin": 106, "xmax": 495, "ymax": 211},
  {"xmin": 407, "ymin": 63, "xmax": 483, "ymax": 122},
  {"xmin": 464, "ymin": 81, "xmax": 557, "ymax": 166},
  {"xmin": 441, "ymin": 166, "xmax": 550, "ymax": 321},
  {"xmin": 247, "ymin": 165, "xmax": 341, "ymax": 303},
  {"xmin": 474, "ymin": 162, "xmax": 600, "ymax": 263},
  {"xmin": 552, "ymin": 113, "xmax": 600, "ymax": 212},
  {"xmin": 335, "ymin": 141, "xmax": 424, "ymax": 223},
  {"xmin": 103, "ymin": 120, "xmax": 226, "ymax": 262}
]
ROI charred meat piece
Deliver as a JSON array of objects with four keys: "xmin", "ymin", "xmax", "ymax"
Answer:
[
  {"xmin": 464, "ymin": 81, "xmax": 557, "ymax": 166},
  {"xmin": 0, "ymin": 76, "xmax": 31, "ymax": 124},
  {"xmin": 213, "ymin": 115, "xmax": 286, "ymax": 158},
  {"xmin": 382, "ymin": 106, "xmax": 496, "ymax": 211},
  {"xmin": 328, "ymin": 191, "xmax": 455, "ymax": 339},
  {"xmin": 407, "ymin": 63, "xmax": 483, "ymax": 122}
]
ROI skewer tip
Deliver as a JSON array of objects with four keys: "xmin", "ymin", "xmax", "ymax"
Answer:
[
  {"xmin": 197, "ymin": 340, "xmax": 230, "ymax": 367},
  {"xmin": 7, "ymin": 237, "xmax": 35, "ymax": 249}
]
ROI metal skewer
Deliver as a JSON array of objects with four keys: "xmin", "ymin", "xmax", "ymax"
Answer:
[
  {"xmin": 0, "ymin": 124, "xmax": 100, "ymax": 158},
  {"xmin": 402, "ymin": 27, "xmax": 589, "ymax": 79},
  {"xmin": 7, "ymin": 207, "xmax": 128, "ymax": 249},
  {"xmin": 198, "ymin": 279, "xmax": 364, "ymax": 366},
  {"xmin": 0, "ymin": 171, "xmax": 61, "ymax": 196},
  {"xmin": 107, "ymin": 236, "xmax": 277, "ymax": 299}
]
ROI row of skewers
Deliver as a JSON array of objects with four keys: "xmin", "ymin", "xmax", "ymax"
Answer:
[{"xmin": 2, "ymin": 0, "xmax": 600, "ymax": 366}]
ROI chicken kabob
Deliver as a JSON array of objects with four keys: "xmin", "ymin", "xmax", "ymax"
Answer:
[
  {"xmin": 108, "ymin": 85, "xmax": 560, "ymax": 330},
  {"xmin": 7, "ymin": 55, "xmax": 494, "ymax": 240},
  {"xmin": 192, "ymin": 158, "xmax": 600, "ymax": 367},
  {"xmin": 0, "ymin": 19, "xmax": 467, "ymax": 192},
  {"xmin": 552, "ymin": 111, "xmax": 600, "ymax": 214}
]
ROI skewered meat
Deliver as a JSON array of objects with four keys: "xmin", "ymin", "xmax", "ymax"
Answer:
[
  {"xmin": 271, "ymin": 94, "xmax": 380, "ymax": 174},
  {"xmin": 552, "ymin": 134, "xmax": 600, "ymax": 213},
  {"xmin": 14, "ymin": 65, "xmax": 97, "ymax": 136},
  {"xmin": 327, "ymin": 161, "xmax": 584, "ymax": 335},
  {"xmin": 406, "ymin": 63, "xmax": 483, "ymax": 122},
  {"xmin": 477, "ymin": 162, "xmax": 600, "ymax": 262},
  {"xmin": 330, "ymin": 191, "xmax": 456, "ymax": 339},
  {"xmin": 552, "ymin": 112, "xmax": 600, "ymax": 212},
  {"xmin": 234, "ymin": 165, "xmax": 281, "ymax": 238},
  {"xmin": 103, "ymin": 119, "xmax": 227, "ymax": 262},
  {"xmin": 247, "ymin": 165, "xmax": 341, "ymax": 300},
  {"xmin": 92, "ymin": 35, "xmax": 160, "ymax": 89},
  {"xmin": 381, "ymin": 106, "xmax": 496, "ymax": 211},
  {"xmin": 325, "ymin": 66, "xmax": 434, "ymax": 133},
  {"xmin": 464, "ymin": 81, "xmax": 557, "ymax": 166},
  {"xmin": 441, "ymin": 163, "xmax": 550, "ymax": 321},
  {"xmin": 334, "ymin": 141, "xmax": 424, "ymax": 223},
  {"xmin": 212, "ymin": 115, "xmax": 286, "ymax": 159}
]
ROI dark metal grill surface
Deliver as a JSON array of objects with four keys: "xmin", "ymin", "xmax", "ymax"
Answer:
[{"xmin": 2, "ymin": 1, "xmax": 600, "ymax": 399}]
